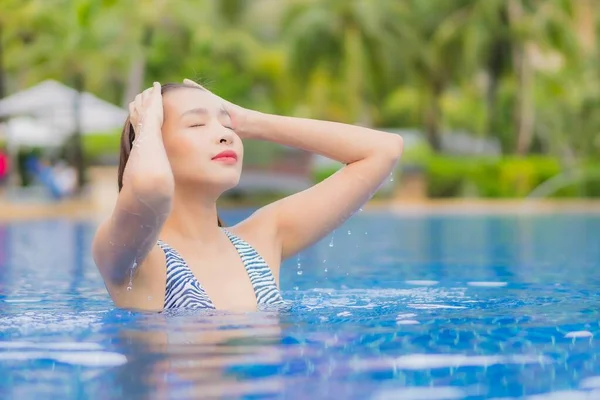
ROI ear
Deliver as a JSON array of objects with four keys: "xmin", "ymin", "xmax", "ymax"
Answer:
[{"xmin": 183, "ymin": 79, "xmax": 208, "ymax": 91}]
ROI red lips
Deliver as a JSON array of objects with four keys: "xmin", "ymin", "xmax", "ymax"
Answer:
[{"xmin": 212, "ymin": 150, "xmax": 238, "ymax": 162}]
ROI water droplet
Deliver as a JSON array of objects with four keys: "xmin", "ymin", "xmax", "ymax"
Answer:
[
  {"xmin": 364, "ymin": 232, "xmax": 368, "ymax": 235},
  {"xmin": 294, "ymin": 286, "xmax": 299, "ymax": 291},
  {"xmin": 359, "ymin": 208, "xmax": 363, "ymax": 212},
  {"xmin": 323, "ymin": 259, "xmax": 327, "ymax": 263},
  {"xmin": 347, "ymin": 230, "xmax": 352, "ymax": 235},
  {"xmin": 324, "ymin": 268, "xmax": 328, "ymax": 273},
  {"xmin": 297, "ymin": 270, "xmax": 303, "ymax": 276},
  {"xmin": 127, "ymin": 261, "xmax": 137, "ymax": 291},
  {"xmin": 329, "ymin": 231, "xmax": 336, "ymax": 247},
  {"xmin": 147, "ymin": 296, "xmax": 152, "ymax": 301}
]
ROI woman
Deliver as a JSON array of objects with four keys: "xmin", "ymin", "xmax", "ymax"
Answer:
[{"xmin": 92, "ymin": 80, "xmax": 404, "ymax": 312}]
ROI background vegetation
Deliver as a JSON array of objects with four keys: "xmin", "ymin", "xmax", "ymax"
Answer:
[{"xmin": 1, "ymin": 0, "xmax": 599, "ymax": 198}]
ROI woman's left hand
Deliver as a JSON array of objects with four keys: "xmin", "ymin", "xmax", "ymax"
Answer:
[{"xmin": 182, "ymin": 79, "xmax": 253, "ymax": 138}]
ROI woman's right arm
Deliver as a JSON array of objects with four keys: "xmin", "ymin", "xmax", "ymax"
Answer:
[{"xmin": 92, "ymin": 82, "xmax": 174, "ymax": 287}]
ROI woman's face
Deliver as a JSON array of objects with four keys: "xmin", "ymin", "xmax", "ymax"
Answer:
[{"xmin": 161, "ymin": 87, "xmax": 244, "ymax": 194}]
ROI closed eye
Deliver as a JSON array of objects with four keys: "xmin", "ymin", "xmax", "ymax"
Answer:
[{"xmin": 190, "ymin": 124, "xmax": 205, "ymax": 128}]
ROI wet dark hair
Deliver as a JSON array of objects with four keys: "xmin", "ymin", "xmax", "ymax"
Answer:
[{"xmin": 117, "ymin": 82, "xmax": 223, "ymax": 227}]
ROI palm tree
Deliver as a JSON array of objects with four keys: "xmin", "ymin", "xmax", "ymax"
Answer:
[
  {"xmin": 501, "ymin": 0, "xmax": 581, "ymax": 155},
  {"xmin": 281, "ymin": 0, "xmax": 401, "ymax": 125},
  {"xmin": 388, "ymin": 0, "xmax": 506, "ymax": 151},
  {"xmin": 83, "ymin": 0, "xmax": 191, "ymax": 106},
  {"xmin": 1, "ymin": 0, "xmax": 126, "ymax": 191},
  {"xmin": 434, "ymin": 0, "xmax": 583, "ymax": 156},
  {"xmin": 533, "ymin": 0, "xmax": 600, "ymax": 161}
]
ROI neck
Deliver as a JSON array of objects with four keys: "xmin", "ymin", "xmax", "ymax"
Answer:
[{"xmin": 162, "ymin": 185, "xmax": 223, "ymax": 243}]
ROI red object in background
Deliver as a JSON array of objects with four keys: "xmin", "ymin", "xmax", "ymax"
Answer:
[{"xmin": 0, "ymin": 152, "xmax": 8, "ymax": 179}]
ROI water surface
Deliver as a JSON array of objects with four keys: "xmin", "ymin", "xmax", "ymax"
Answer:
[{"xmin": 1, "ymin": 211, "xmax": 599, "ymax": 399}]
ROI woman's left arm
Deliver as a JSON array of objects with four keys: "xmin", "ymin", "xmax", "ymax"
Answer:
[
  {"xmin": 181, "ymin": 79, "xmax": 403, "ymax": 259},
  {"xmin": 240, "ymin": 111, "xmax": 404, "ymax": 259}
]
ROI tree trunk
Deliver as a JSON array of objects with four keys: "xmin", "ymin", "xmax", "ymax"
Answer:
[
  {"xmin": 508, "ymin": 0, "xmax": 535, "ymax": 156},
  {"xmin": 121, "ymin": 27, "xmax": 154, "ymax": 107},
  {"xmin": 122, "ymin": 56, "xmax": 146, "ymax": 107},
  {"xmin": 423, "ymin": 80, "xmax": 444, "ymax": 152},
  {"xmin": 485, "ymin": 48, "xmax": 501, "ymax": 138},
  {"xmin": 574, "ymin": 0, "xmax": 595, "ymax": 54},
  {"xmin": 0, "ymin": 24, "xmax": 5, "ymax": 99},
  {"xmin": 72, "ymin": 73, "xmax": 86, "ymax": 194},
  {"xmin": 485, "ymin": 18, "xmax": 510, "ymax": 144},
  {"xmin": 513, "ymin": 46, "xmax": 535, "ymax": 155},
  {"xmin": 345, "ymin": 25, "xmax": 371, "ymax": 126}
]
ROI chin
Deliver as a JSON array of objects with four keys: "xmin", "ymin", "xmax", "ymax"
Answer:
[
  {"xmin": 176, "ymin": 164, "xmax": 242, "ymax": 194},
  {"xmin": 200, "ymin": 172, "xmax": 241, "ymax": 194},
  {"xmin": 219, "ymin": 176, "xmax": 241, "ymax": 192}
]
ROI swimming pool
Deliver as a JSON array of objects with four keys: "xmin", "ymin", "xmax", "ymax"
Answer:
[{"xmin": 1, "ymin": 210, "xmax": 599, "ymax": 399}]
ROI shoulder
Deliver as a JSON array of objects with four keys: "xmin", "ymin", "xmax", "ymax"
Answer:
[
  {"xmin": 227, "ymin": 204, "xmax": 279, "ymax": 244},
  {"xmin": 225, "ymin": 205, "xmax": 283, "ymax": 274}
]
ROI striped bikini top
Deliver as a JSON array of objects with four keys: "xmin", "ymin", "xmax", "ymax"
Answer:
[{"xmin": 156, "ymin": 228, "xmax": 285, "ymax": 310}]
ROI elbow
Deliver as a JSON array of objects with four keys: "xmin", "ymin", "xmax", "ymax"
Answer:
[
  {"xmin": 379, "ymin": 134, "xmax": 404, "ymax": 164},
  {"xmin": 390, "ymin": 134, "xmax": 404, "ymax": 160}
]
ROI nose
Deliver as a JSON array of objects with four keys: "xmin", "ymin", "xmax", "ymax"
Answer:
[{"xmin": 217, "ymin": 127, "xmax": 235, "ymax": 145}]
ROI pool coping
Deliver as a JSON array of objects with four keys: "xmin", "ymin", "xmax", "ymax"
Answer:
[
  {"xmin": 1, "ymin": 197, "xmax": 600, "ymax": 221},
  {"xmin": 376, "ymin": 199, "xmax": 600, "ymax": 216}
]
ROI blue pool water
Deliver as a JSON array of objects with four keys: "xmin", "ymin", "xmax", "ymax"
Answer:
[{"xmin": 1, "ymin": 210, "xmax": 600, "ymax": 399}]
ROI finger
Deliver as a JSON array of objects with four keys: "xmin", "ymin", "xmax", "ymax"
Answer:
[
  {"xmin": 141, "ymin": 86, "xmax": 153, "ymax": 105},
  {"xmin": 152, "ymin": 82, "xmax": 162, "ymax": 101},
  {"xmin": 128, "ymin": 102, "xmax": 139, "ymax": 130},
  {"xmin": 133, "ymin": 94, "xmax": 144, "ymax": 122},
  {"xmin": 183, "ymin": 78, "xmax": 205, "ymax": 90},
  {"xmin": 129, "ymin": 106, "xmax": 138, "ymax": 121},
  {"xmin": 134, "ymin": 93, "xmax": 143, "ymax": 108}
]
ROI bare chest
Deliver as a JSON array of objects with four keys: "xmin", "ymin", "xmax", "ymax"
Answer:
[{"xmin": 178, "ymin": 245, "xmax": 258, "ymax": 311}]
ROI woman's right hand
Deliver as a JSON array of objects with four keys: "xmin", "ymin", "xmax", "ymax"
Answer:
[
  {"xmin": 182, "ymin": 78, "xmax": 253, "ymax": 138},
  {"xmin": 92, "ymin": 82, "xmax": 174, "ymax": 298},
  {"xmin": 129, "ymin": 82, "xmax": 164, "ymax": 137}
]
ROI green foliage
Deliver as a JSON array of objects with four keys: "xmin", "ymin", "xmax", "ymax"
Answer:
[
  {"xmin": 380, "ymin": 87, "xmax": 422, "ymax": 127},
  {"xmin": 311, "ymin": 163, "xmax": 393, "ymax": 199},
  {"xmin": 311, "ymin": 165, "xmax": 341, "ymax": 184},
  {"xmin": 2, "ymin": 0, "xmax": 600, "ymax": 198},
  {"xmin": 239, "ymin": 140, "xmax": 282, "ymax": 168},
  {"xmin": 82, "ymin": 131, "xmax": 121, "ymax": 162},
  {"xmin": 550, "ymin": 162, "xmax": 600, "ymax": 198},
  {"xmin": 580, "ymin": 165, "xmax": 600, "ymax": 197},
  {"xmin": 424, "ymin": 156, "xmax": 588, "ymax": 198},
  {"xmin": 402, "ymin": 142, "xmax": 434, "ymax": 168}
]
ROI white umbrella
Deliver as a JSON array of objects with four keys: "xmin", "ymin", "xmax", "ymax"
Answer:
[
  {"xmin": 0, "ymin": 80, "xmax": 127, "ymax": 136},
  {"xmin": 1, "ymin": 117, "xmax": 64, "ymax": 148}
]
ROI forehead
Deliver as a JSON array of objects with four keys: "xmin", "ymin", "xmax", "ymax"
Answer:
[{"xmin": 162, "ymin": 87, "xmax": 222, "ymax": 116}]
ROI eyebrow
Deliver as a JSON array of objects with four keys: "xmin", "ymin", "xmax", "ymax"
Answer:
[{"xmin": 180, "ymin": 107, "xmax": 231, "ymax": 119}]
